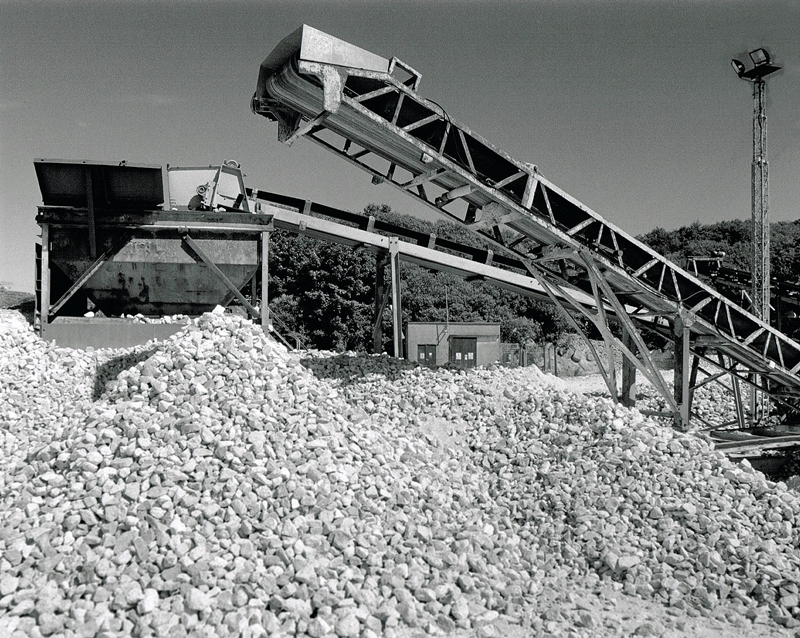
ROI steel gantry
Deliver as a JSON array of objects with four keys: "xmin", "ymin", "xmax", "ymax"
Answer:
[{"xmin": 252, "ymin": 25, "xmax": 800, "ymax": 428}]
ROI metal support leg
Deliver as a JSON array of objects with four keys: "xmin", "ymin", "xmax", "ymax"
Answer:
[
  {"xmin": 261, "ymin": 232, "xmax": 270, "ymax": 330},
  {"xmin": 674, "ymin": 314, "xmax": 693, "ymax": 429},
  {"xmin": 85, "ymin": 170, "xmax": 97, "ymax": 259},
  {"xmin": 40, "ymin": 224, "xmax": 50, "ymax": 337},
  {"xmin": 721, "ymin": 352, "xmax": 748, "ymax": 429},
  {"xmin": 250, "ymin": 269, "xmax": 258, "ymax": 309},
  {"xmin": 621, "ymin": 327, "xmax": 637, "ymax": 407},
  {"xmin": 373, "ymin": 252, "xmax": 388, "ymax": 353},
  {"xmin": 689, "ymin": 347, "xmax": 702, "ymax": 418},
  {"xmin": 389, "ymin": 237, "xmax": 403, "ymax": 358}
]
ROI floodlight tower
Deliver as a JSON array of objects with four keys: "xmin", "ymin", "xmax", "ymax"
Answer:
[{"xmin": 731, "ymin": 48, "xmax": 781, "ymax": 421}]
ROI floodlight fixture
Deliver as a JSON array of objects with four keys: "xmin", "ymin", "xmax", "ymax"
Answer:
[
  {"xmin": 749, "ymin": 48, "xmax": 770, "ymax": 66},
  {"xmin": 733, "ymin": 47, "xmax": 781, "ymax": 81}
]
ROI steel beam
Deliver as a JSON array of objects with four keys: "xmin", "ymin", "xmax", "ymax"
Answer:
[
  {"xmin": 261, "ymin": 232, "xmax": 270, "ymax": 330},
  {"xmin": 39, "ymin": 224, "xmax": 50, "ymax": 336},
  {"xmin": 389, "ymin": 237, "xmax": 403, "ymax": 358},
  {"xmin": 674, "ymin": 313, "xmax": 693, "ymax": 429},
  {"xmin": 621, "ymin": 327, "xmax": 637, "ymax": 407},
  {"xmin": 85, "ymin": 170, "xmax": 97, "ymax": 258}
]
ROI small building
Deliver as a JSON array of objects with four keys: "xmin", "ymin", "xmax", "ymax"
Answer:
[{"xmin": 406, "ymin": 322, "xmax": 501, "ymax": 368}]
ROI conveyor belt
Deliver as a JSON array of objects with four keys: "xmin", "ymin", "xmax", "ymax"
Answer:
[{"xmin": 253, "ymin": 25, "xmax": 800, "ymax": 422}]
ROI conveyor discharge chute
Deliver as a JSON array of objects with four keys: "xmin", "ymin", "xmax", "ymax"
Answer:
[{"xmin": 253, "ymin": 25, "xmax": 800, "ymax": 427}]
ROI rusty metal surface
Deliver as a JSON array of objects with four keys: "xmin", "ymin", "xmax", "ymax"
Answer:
[
  {"xmin": 47, "ymin": 225, "xmax": 259, "ymax": 316},
  {"xmin": 34, "ymin": 151, "xmax": 274, "ymax": 317}
]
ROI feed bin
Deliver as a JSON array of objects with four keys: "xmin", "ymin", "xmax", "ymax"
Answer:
[{"xmin": 35, "ymin": 159, "xmax": 272, "ymax": 348}]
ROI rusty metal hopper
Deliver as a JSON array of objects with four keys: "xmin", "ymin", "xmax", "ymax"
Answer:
[{"xmin": 35, "ymin": 159, "xmax": 262, "ymax": 318}]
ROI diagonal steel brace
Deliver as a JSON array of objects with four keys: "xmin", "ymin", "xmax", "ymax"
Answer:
[
  {"xmin": 181, "ymin": 233, "xmax": 261, "ymax": 321},
  {"xmin": 578, "ymin": 249, "xmax": 680, "ymax": 417},
  {"xmin": 48, "ymin": 234, "xmax": 132, "ymax": 319},
  {"xmin": 525, "ymin": 261, "xmax": 619, "ymax": 398}
]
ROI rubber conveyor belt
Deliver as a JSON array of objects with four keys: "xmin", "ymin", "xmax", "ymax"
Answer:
[{"xmin": 252, "ymin": 25, "xmax": 800, "ymax": 421}]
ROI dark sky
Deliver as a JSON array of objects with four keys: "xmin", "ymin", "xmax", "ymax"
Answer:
[{"xmin": 2, "ymin": 0, "xmax": 799, "ymax": 291}]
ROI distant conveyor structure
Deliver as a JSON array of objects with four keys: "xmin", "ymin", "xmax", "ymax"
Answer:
[{"xmin": 253, "ymin": 25, "xmax": 800, "ymax": 428}]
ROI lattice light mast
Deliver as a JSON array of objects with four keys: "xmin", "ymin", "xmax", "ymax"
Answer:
[{"xmin": 731, "ymin": 48, "xmax": 781, "ymax": 421}]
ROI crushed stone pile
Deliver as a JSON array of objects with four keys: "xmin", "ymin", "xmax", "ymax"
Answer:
[
  {"xmin": 1, "ymin": 309, "xmax": 799, "ymax": 638},
  {"xmin": 634, "ymin": 378, "xmax": 739, "ymax": 429}
]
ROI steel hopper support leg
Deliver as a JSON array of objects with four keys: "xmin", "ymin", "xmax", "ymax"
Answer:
[
  {"xmin": 389, "ymin": 238, "xmax": 403, "ymax": 358},
  {"xmin": 181, "ymin": 233, "xmax": 262, "ymax": 322},
  {"xmin": 39, "ymin": 223, "xmax": 50, "ymax": 337},
  {"xmin": 85, "ymin": 169, "xmax": 97, "ymax": 259},
  {"xmin": 373, "ymin": 251, "xmax": 389, "ymax": 354},
  {"xmin": 261, "ymin": 232, "xmax": 270, "ymax": 330}
]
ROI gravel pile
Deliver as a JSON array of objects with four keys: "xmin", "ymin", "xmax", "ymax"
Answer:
[
  {"xmin": 633, "ymin": 378, "xmax": 739, "ymax": 429},
  {"xmin": 1, "ymin": 309, "xmax": 799, "ymax": 637},
  {"xmin": 121, "ymin": 314, "xmax": 190, "ymax": 325}
]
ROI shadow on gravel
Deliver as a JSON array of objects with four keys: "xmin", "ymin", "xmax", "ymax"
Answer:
[
  {"xmin": 299, "ymin": 353, "xmax": 419, "ymax": 384},
  {"xmin": 2, "ymin": 296, "xmax": 36, "ymax": 325},
  {"xmin": 93, "ymin": 348, "xmax": 157, "ymax": 400},
  {"xmin": 12, "ymin": 300, "xmax": 36, "ymax": 325}
]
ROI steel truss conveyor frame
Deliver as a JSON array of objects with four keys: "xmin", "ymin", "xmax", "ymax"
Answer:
[{"xmin": 253, "ymin": 25, "xmax": 800, "ymax": 427}]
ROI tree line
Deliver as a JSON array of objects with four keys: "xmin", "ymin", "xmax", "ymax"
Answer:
[
  {"xmin": 267, "ymin": 205, "xmax": 800, "ymax": 352},
  {"xmin": 267, "ymin": 204, "xmax": 567, "ymax": 352},
  {"xmin": 638, "ymin": 218, "xmax": 800, "ymax": 283}
]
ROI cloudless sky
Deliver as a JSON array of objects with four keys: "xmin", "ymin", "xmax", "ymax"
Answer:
[{"xmin": 2, "ymin": 0, "xmax": 799, "ymax": 292}]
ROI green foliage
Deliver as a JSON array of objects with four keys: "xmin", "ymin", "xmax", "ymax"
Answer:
[
  {"xmin": 637, "ymin": 218, "xmax": 800, "ymax": 280},
  {"xmin": 267, "ymin": 204, "xmax": 573, "ymax": 352},
  {"xmin": 638, "ymin": 219, "xmax": 800, "ymax": 341},
  {"xmin": 268, "ymin": 232, "xmax": 375, "ymax": 351}
]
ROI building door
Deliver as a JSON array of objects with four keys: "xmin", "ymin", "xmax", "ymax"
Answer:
[
  {"xmin": 450, "ymin": 337, "xmax": 477, "ymax": 368},
  {"xmin": 417, "ymin": 344, "xmax": 436, "ymax": 366}
]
